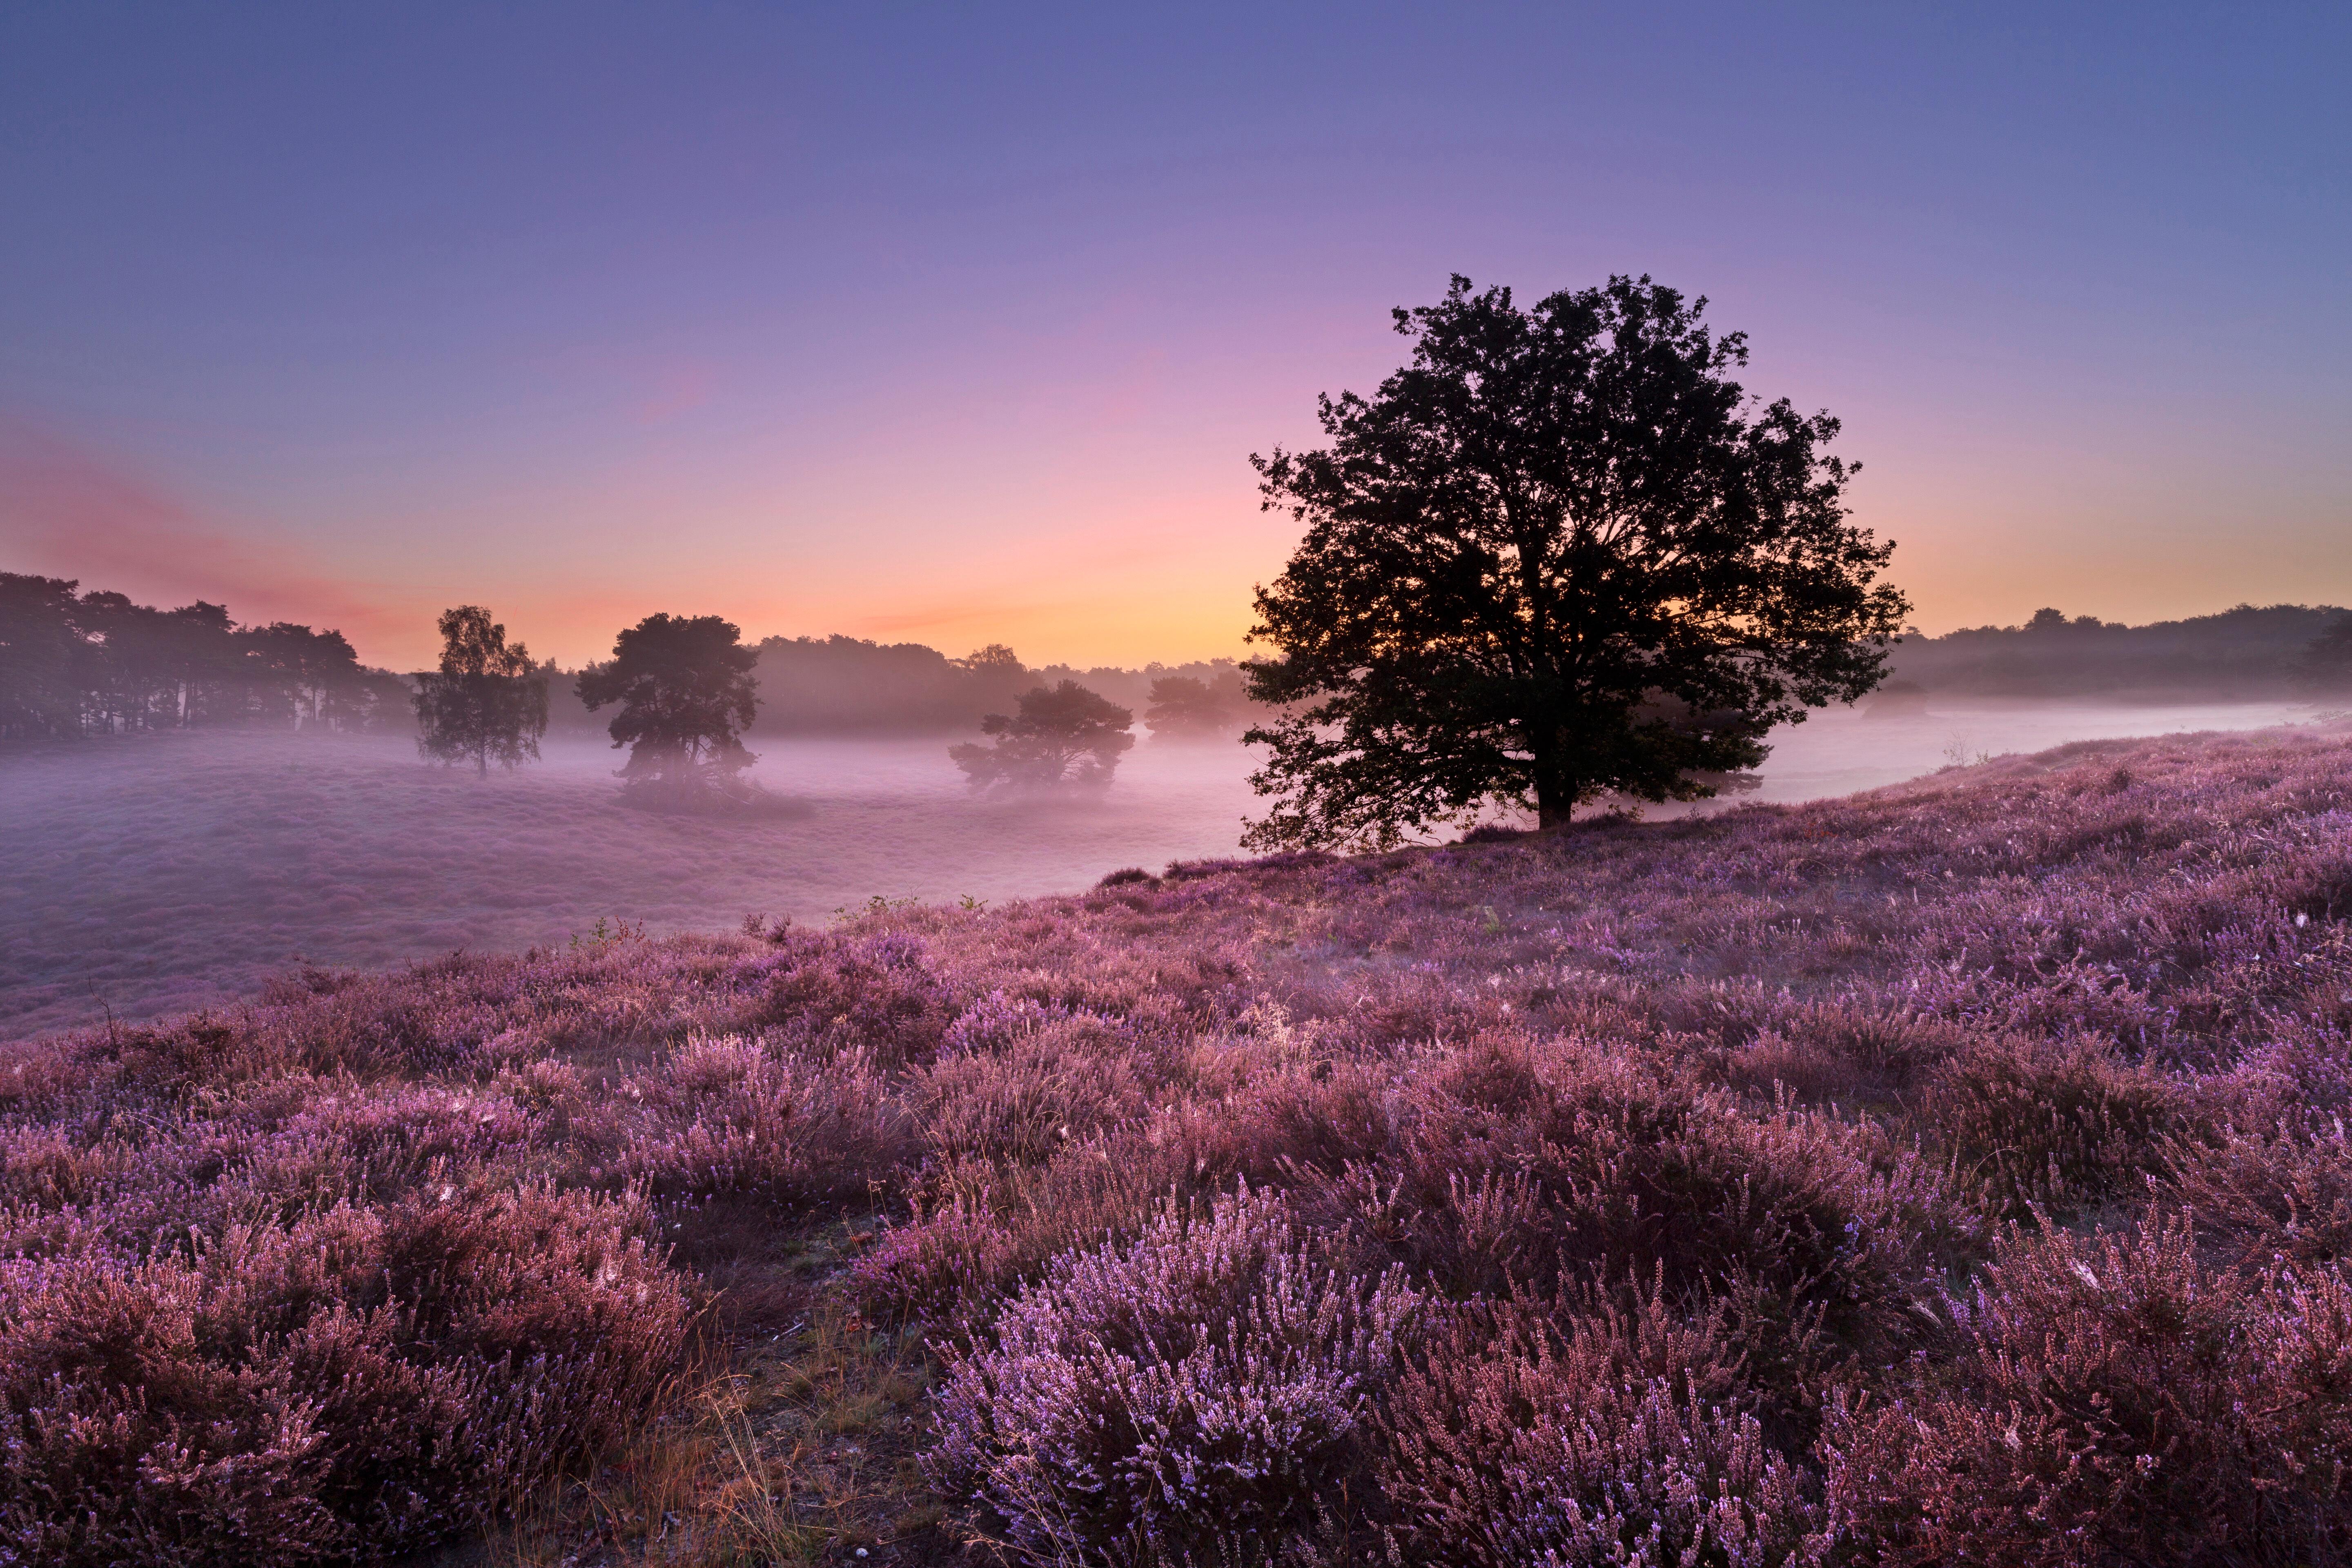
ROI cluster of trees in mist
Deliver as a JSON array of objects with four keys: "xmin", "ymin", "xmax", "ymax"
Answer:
[
  {"xmin": 951, "ymin": 680, "xmax": 1137, "ymax": 791},
  {"xmin": 0, "ymin": 572, "xmax": 410, "ymax": 742},
  {"xmin": 412, "ymin": 607, "xmax": 763, "ymax": 809},
  {"xmin": 1881, "ymin": 602, "xmax": 2352, "ymax": 701},
  {"xmin": 523, "ymin": 636, "xmax": 1258, "ymax": 740},
  {"xmin": 626, "ymin": 634, "xmax": 1254, "ymax": 739}
]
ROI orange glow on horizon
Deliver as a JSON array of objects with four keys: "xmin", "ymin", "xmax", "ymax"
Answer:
[{"xmin": 7, "ymin": 411, "xmax": 2347, "ymax": 676}]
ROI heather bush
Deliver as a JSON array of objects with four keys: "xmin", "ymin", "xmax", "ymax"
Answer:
[
  {"xmin": 1722, "ymin": 998, "xmax": 1969, "ymax": 1106},
  {"xmin": 751, "ymin": 929, "xmax": 958, "ymax": 1066},
  {"xmin": 858, "ymin": 1091, "xmax": 1298, "ymax": 1325},
  {"xmin": 1378, "ymin": 1287, "xmax": 1822, "ymax": 1567},
  {"xmin": 0, "ymin": 1187, "xmax": 690, "ymax": 1566},
  {"xmin": 1306, "ymin": 1035, "xmax": 1967, "ymax": 1413},
  {"xmin": 2162, "ymin": 1116, "xmax": 2352, "ymax": 1267},
  {"xmin": 857, "ymin": 1039, "xmax": 1398, "ymax": 1325},
  {"xmin": 1823, "ymin": 1210, "xmax": 2352, "ymax": 1566},
  {"xmin": 600, "ymin": 1033, "xmax": 905, "ymax": 1203},
  {"xmin": 926, "ymin": 1184, "xmax": 1420, "ymax": 1564},
  {"xmin": 1918, "ymin": 1033, "xmax": 2185, "ymax": 1219},
  {"xmin": 909, "ymin": 1016, "xmax": 1158, "ymax": 1166},
  {"xmin": 1162, "ymin": 856, "xmax": 1250, "ymax": 883}
]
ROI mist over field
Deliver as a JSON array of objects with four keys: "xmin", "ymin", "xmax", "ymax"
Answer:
[{"xmin": 2, "ymin": 696, "xmax": 2324, "ymax": 1038}]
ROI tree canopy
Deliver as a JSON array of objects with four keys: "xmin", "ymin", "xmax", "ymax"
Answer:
[
  {"xmin": 1241, "ymin": 274, "xmax": 1909, "ymax": 850},
  {"xmin": 576, "ymin": 613, "xmax": 760, "ymax": 805},
  {"xmin": 413, "ymin": 606, "xmax": 548, "ymax": 775},
  {"xmin": 2301, "ymin": 614, "xmax": 2352, "ymax": 691},
  {"xmin": 1144, "ymin": 671, "xmax": 1250, "ymax": 739},
  {"xmin": 950, "ymin": 680, "xmax": 1135, "ymax": 790}
]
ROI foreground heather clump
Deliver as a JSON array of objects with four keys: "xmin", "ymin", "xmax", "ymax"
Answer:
[
  {"xmin": 0, "ymin": 1187, "xmax": 689, "ymax": 1565},
  {"xmin": 1379, "ymin": 1287, "xmax": 1821, "ymax": 1567},
  {"xmin": 926, "ymin": 1184, "xmax": 1418, "ymax": 1561},
  {"xmin": 6, "ymin": 724, "xmax": 2352, "ymax": 1563},
  {"xmin": 1824, "ymin": 1212, "xmax": 2352, "ymax": 1564}
]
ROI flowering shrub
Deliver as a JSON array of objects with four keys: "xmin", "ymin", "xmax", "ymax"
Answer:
[
  {"xmin": 926, "ymin": 1184, "xmax": 1419, "ymax": 1563},
  {"xmin": 1918, "ymin": 1032, "xmax": 2185, "ymax": 1219},
  {"xmin": 600, "ymin": 1033, "xmax": 906, "ymax": 1201},
  {"xmin": 1380, "ymin": 1288, "xmax": 1821, "ymax": 1567},
  {"xmin": 1294, "ymin": 1034, "xmax": 1971, "ymax": 1415},
  {"xmin": 1822, "ymin": 1210, "xmax": 2352, "ymax": 1565},
  {"xmin": 909, "ymin": 1016, "xmax": 1157, "ymax": 1166},
  {"xmin": 2163, "ymin": 1116, "xmax": 2352, "ymax": 1266},
  {"xmin": 0, "ymin": 1187, "xmax": 689, "ymax": 1566}
]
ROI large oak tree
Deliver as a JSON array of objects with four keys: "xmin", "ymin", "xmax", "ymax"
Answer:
[{"xmin": 1241, "ymin": 275, "xmax": 1909, "ymax": 851}]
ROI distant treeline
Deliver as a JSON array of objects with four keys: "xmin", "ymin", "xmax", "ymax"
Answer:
[
  {"xmin": 32, "ymin": 574, "xmax": 2341, "ymax": 754},
  {"xmin": 0, "ymin": 574, "xmax": 1261, "ymax": 748},
  {"xmin": 1885, "ymin": 604, "xmax": 2352, "ymax": 701},
  {"xmin": 542, "ymin": 634, "xmax": 1259, "ymax": 738},
  {"xmin": 0, "ymin": 572, "xmax": 411, "ymax": 742}
]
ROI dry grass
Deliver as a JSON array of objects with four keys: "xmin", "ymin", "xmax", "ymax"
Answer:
[{"xmin": 478, "ymin": 1297, "xmax": 944, "ymax": 1568}]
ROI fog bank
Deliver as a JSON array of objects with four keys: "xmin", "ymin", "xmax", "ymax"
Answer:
[{"xmin": 0, "ymin": 698, "xmax": 2330, "ymax": 1037}]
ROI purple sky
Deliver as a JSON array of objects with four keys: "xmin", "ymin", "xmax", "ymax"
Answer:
[{"xmin": 3, "ymin": 3, "xmax": 2345, "ymax": 669}]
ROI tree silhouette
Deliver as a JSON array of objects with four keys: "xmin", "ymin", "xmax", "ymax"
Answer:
[
  {"xmin": 1242, "ymin": 274, "xmax": 1908, "ymax": 850},
  {"xmin": 239, "ymin": 622, "xmax": 366, "ymax": 728},
  {"xmin": 1144, "ymin": 672, "xmax": 1248, "ymax": 739},
  {"xmin": 951, "ymin": 680, "xmax": 1134, "ymax": 790},
  {"xmin": 2301, "ymin": 614, "xmax": 2352, "ymax": 690},
  {"xmin": 576, "ymin": 614, "xmax": 760, "ymax": 806},
  {"xmin": 414, "ymin": 606, "xmax": 548, "ymax": 775},
  {"xmin": 0, "ymin": 574, "xmax": 85, "ymax": 740},
  {"xmin": 958, "ymin": 642, "xmax": 1030, "ymax": 717},
  {"xmin": 4, "ymin": 574, "xmax": 403, "ymax": 738}
]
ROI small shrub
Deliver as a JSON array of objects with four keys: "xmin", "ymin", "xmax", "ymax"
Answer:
[
  {"xmin": 1724, "ymin": 1000, "xmax": 1968, "ymax": 1105},
  {"xmin": 0, "ymin": 1188, "xmax": 691, "ymax": 1566},
  {"xmin": 1162, "ymin": 857, "xmax": 1249, "ymax": 882},
  {"xmin": 1918, "ymin": 1033, "xmax": 2184, "ymax": 1219},
  {"xmin": 753, "ymin": 931, "xmax": 956, "ymax": 1067},
  {"xmin": 940, "ymin": 989, "xmax": 1078, "ymax": 1056},
  {"xmin": 925, "ymin": 1184, "xmax": 1420, "ymax": 1564},
  {"xmin": 909, "ymin": 1019, "xmax": 1155, "ymax": 1166},
  {"xmin": 2163, "ymin": 1118, "xmax": 2352, "ymax": 1267},
  {"xmin": 1378, "ymin": 1287, "xmax": 1821, "ymax": 1567},
  {"xmin": 605, "ymin": 1035, "xmax": 905, "ymax": 1203},
  {"xmin": 1823, "ymin": 1210, "xmax": 2352, "ymax": 1566},
  {"xmin": 1308, "ymin": 1035, "xmax": 1965, "ymax": 1412}
]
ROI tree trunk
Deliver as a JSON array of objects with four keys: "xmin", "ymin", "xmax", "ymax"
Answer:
[{"xmin": 1533, "ymin": 755, "xmax": 1573, "ymax": 830}]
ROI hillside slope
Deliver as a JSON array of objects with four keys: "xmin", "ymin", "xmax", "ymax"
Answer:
[{"xmin": 7, "ymin": 725, "xmax": 2352, "ymax": 1565}]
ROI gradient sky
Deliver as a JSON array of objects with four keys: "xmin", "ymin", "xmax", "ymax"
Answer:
[{"xmin": 3, "ymin": 3, "xmax": 2345, "ymax": 670}]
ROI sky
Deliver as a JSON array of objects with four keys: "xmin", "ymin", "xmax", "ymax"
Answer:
[{"xmin": 2, "ymin": 2, "xmax": 2346, "ymax": 671}]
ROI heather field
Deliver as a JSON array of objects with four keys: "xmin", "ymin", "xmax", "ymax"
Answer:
[{"xmin": 9, "ymin": 723, "xmax": 2352, "ymax": 1565}]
